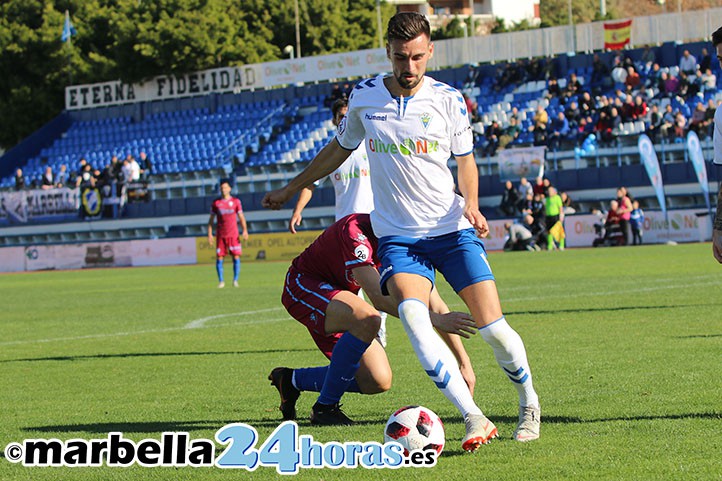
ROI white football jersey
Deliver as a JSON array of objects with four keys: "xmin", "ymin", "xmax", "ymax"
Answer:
[
  {"xmin": 325, "ymin": 143, "xmax": 374, "ymax": 220},
  {"xmin": 714, "ymin": 106, "xmax": 722, "ymax": 165},
  {"xmin": 337, "ymin": 74, "xmax": 475, "ymax": 238}
]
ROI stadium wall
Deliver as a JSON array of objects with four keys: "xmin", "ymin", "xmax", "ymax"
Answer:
[{"xmin": 0, "ymin": 209, "xmax": 710, "ymax": 273}]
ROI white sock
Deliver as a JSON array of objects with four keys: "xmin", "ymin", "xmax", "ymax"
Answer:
[
  {"xmin": 479, "ymin": 317, "xmax": 539, "ymax": 408},
  {"xmin": 399, "ymin": 298, "xmax": 482, "ymax": 417}
]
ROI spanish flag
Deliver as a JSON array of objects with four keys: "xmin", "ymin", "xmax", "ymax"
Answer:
[{"xmin": 604, "ymin": 19, "xmax": 632, "ymax": 50}]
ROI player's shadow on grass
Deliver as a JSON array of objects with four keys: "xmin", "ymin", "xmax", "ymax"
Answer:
[
  {"xmin": 505, "ymin": 303, "xmax": 713, "ymax": 316},
  {"xmin": 25, "ymin": 418, "xmax": 382, "ymax": 434},
  {"xmin": 0, "ymin": 349, "xmax": 318, "ymax": 364}
]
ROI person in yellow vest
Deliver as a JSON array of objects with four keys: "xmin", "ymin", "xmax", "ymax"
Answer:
[{"xmin": 545, "ymin": 186, "xmax": 565, "ymax": 251}]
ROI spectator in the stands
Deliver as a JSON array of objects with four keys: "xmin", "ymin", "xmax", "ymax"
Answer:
[
  {"xmin": 560, "ymin": 191, "xmax": 576, "ymax": 215},
  {"xmin": 673, "ymin": 111, "xmax": 687, "ymax": 141},
  {"xmin": 659, "ymin": 104, "xmax": 676, "ymax": 140},
  {"xmin": 532, "ymin": 176, "xmax": 545, "ymax": 197},
  {"xmin": 611, "ymin": 61, "xmax": 628, "ymax": 84},
  {"xmin": 518, "ymin": 177, "xmax": 533, "ymax": 200},
  {"xmin": 579, "ymin": 91, "xmax": 595, "ymax": 115},
  {"xmin": 640, "ymin": 46, "xmax": 656, "ymax": 72},
  {"xmin": 646, "ymin": 104, "xmax": 663, "ymax": 140},
  {"xmin": 620, "ymin": 96, "xmax": 636, "ymax": 122},
  {"xmin": 139, "ymin": 151, "xmax": 152, "ymax": 179},
  {"xmin": 14, "ymin": 168, "xmax": 25, "ymax": 191},
  {"xmin": 701, "ymin": 99, "xmax": 718, "ymax": 138},
  {"xmin": 482, "ymin": 120, "xmax": 503, "ymax": 157},
  {"xmin": 530, "ymin": 104, "xmax": 549, "ymax": 146},
  {"xmin": 41, "ymin": 166, "xmax": 54, "ymax": 190},
  {"xmin": 689, "ymin": 103, "xmax": 708, "ymax": 138},
  {"xmin": 701, "ymin": 68, "xmax": 717, "ymax": 93},
  {"xmin": 563, "ymin": 72, "xmax": 582, "ymax": 101},
  {"xmin": 126, "ymin": 155, "xmax": 141, "ymax": 182},
  {"xmin": 644, "ymin": 63, "xmax": 663, "ymax": 93},
  {"xmin": 546, "ymin": 77, "xmax": 562, "ymax": 99},
  {"xmin": 660, "ymin": 72, "xmax": 680, "ymax": 98},
  {"xmin": 699, "ymin": 47, "xmax": 712, "ymax": 73},
  {"xmin": 499, "ymin": 117, "xmax": 521, "ymax": 149},
  {"xmin": 76, "ymin": 164, "xmax": 95, "ymax": 189},
  {"xmin": 678, "ymin": 49, "xmax": 697, "ymax": 75},
  {"xmin": 499, "ymin": 180, "xmax": 520, "ymax": 217},
  {"xmin": 625, "ymin": 66, "xmax": 641, "ymax": 92},
  {"xmin": 595, "ymin": 111, "xmax": 614, "ymax": 144},
  {"xmin": 676, "ymin": 71, "xmax": 691, "ymax": 99},
  {"xmin": 565, "ymin": 101, "xmax": 581, "ymax": 131},
  {"xmin": 591, "ymin": 53, "xmax": 611, "ymax": 89},
  {"xmin": 633, "ymin": 95, "xmax": 648, "ymax": 121},
  {"xmin": 549, "ymin": 111, "xmax": 570, "ymax": 151},
  {"xmin": 54, "ymin": 164, "xmax": 68, "ymax": 188}
]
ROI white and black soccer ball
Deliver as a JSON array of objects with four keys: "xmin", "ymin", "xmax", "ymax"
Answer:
[{"xmin": 384, "ymin": 405, "xmax": 445, "ymax": 455}]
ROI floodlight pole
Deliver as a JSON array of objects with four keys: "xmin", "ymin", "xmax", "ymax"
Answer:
[
  {"xmin": 376, "ymin": 0, "xmax": 383, "ymax": 49},
  {"xmin": 295, "ymin": 0, "xmax": 302, "ymax": 59}
]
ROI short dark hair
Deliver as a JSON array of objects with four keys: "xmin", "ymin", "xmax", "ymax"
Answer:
[
  {"xmin": 712, "ymin": 26, "xmax": 722, "ymax": 47},
  {"xmin": 331, "ymin": 98, "xmax": 348, "ymax": 119},
  {"xmin": 387, "ymin": 12, "xmax": 430, "ymax": 43}
]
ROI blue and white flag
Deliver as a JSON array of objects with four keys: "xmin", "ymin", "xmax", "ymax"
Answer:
[
  {"xmin": 638, "ymin": 134, "xmax": 666, "ymax": 218},
  {"xmin": 685, "ymin": 131, "xmax": 711, "ymax": 214},
  {"xmin": 61, "ymin": 10, "xmax": 77, "ymax": 43}
]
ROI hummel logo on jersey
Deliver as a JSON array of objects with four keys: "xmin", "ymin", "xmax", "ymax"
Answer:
[{"xmin": 365, "ymin": 113, "xmax": 387, "ymax": 121}]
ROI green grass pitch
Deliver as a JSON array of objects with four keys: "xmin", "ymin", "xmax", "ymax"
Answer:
[{"xmin": 1, "ymin": 243, "xmax": 721, "ymax": 480}]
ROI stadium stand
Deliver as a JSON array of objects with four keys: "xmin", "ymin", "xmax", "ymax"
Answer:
[{"xmin": 1, "ymin": 40, "xmax": 720, "ymax": 246}]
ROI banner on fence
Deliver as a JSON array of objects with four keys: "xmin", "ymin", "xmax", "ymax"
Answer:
[{"xmin": 497, "ymin": 146, "xmax": 545, "ymax": 182}]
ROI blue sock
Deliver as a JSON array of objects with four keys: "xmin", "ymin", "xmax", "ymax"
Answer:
[
  {"xmin": 294, "ymin": 366, "xmax": 360, "ymax": 393},
  {"xmin": 216, "ymin": 259, "xmax": 224, "ymax": 281},
  {"xmin": 233, "ymin": 258, "xmax": 240, "ymax": 282},
  {"xmin": 317, "ymin": 332, "xmax": 369, "ymax": 405}
]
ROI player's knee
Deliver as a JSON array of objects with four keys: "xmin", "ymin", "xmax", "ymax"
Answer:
[
  {"xmin": 352, "ymin": 311, "xmax": 382, "ymax": 343},
  {"xmin": 358, "ymin": 369, "xmax": 392, "ymax": 394}
]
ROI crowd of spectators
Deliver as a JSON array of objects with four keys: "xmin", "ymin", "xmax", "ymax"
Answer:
[
  {"xmin": 476, "ymin": 46, "xmax": 721, "ymax": 155},
  {"xmin": 501, "ymin": 176, "xmax": 578, "ymax": 252},
  {"xmin": 12, "ymin": 152, "xmax": 152, "ymax": 192}
]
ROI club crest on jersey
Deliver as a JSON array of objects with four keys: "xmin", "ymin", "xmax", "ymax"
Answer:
[{"xmin": 420, "ymin": 112, "xmax": 432, "ymax": 131}]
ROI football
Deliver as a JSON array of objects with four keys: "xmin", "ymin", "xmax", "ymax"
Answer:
[{"xmin": 384, "ymin": 405, "xmax": 445, "ymax": 455}]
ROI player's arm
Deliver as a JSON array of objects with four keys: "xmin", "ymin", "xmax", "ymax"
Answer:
[
  {"xmin": 237, "ymin": 211, "xmax": 249, "ymax": 241},
  {"xmin": 207, "ymin": 213, "xmax": 216, "ymax": 246},
  {"xmin": 456, "ymin": 153, "xmax": 489, "ymax": 238},
  {"xmin": 262, "ymin": 140, "xmax": 350, "ymax": 210},
  {"xmin": 352, "ymin": 266, "xmax": 476, "ymax": 338},
  {"xmin": 289, "ymin": 186, "xmax": 316, "ymax": 234},
  {"xmin": 429, "ymin": 286, "xmax": 477, "ymax": 395},
  {"xmin": 713, "ymin": 183, "xmax": 722, "ymax": 263}
]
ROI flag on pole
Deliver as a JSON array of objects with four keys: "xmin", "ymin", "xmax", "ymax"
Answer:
[
  {"xmin": 638, "ymin": 134, "xmax": 666, "ymax": 219},
  {"xmin": 61, "ymin": 10, "xmax": 77, "ymax": 43},
  {"xmin": 686, "ymin": 131, "xmax": 712, "ymax": 214},
  {"xmin": 604, "ymin": 19, "xmax": 632, "ymax": 50}
]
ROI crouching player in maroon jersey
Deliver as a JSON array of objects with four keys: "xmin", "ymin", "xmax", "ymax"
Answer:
[
  {"xmin": 208, "ymin": 180, "xmax": 249, "ymax": 288},
  {"xmin": 269, "ymin": 213, "xmax": 478, "ymax": 425}
]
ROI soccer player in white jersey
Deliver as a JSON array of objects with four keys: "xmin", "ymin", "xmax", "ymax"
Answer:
[
  {"xmin": 288, "ymin": 99, "xmax": 387, "ymax": 347},
  {"xmin": 711, "ymin": 25, "xmax": 722, "ymax": 263},
  {"xmin": 263, "ymin": 12, "xmax": 540, "ymax": 450},
  {"xmin": 289, "ymin": 99, "xmax": 373, "ymax": 231}
]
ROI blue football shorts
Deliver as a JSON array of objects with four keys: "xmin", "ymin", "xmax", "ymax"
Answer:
[{"xmin": 377, "ymin": 228, "xmax": 495, "ymax": 295}]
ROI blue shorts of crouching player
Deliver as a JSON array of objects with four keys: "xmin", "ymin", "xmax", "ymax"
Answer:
[{"xmin": 377, "ymin": 228, "xmax": 495, "ymax": 295}]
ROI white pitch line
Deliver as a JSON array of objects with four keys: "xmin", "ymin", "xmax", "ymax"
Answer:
[
  {"xmin": 0, "ymin": 310, "xmax": 288, "ymax": 347},
  {"xmin": 183, "ymin": 307, "xmax": 284, "ymax": 329}
]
